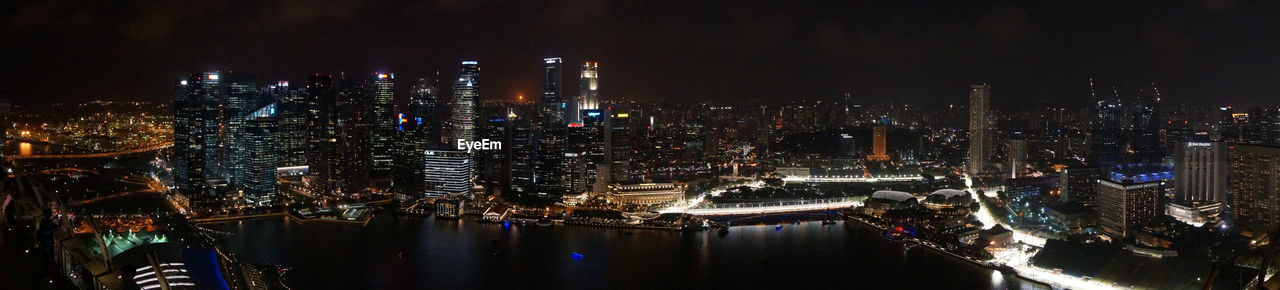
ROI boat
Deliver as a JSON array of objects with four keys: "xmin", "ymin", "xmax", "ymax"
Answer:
[{"xmin": 821, "ymin": 219, "xmax": 838, "ymax": 225}]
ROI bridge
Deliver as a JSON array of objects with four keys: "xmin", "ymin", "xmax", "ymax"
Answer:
[
  {"xmin": 679, "ymin": 197, "xmax": 864, "ymax": 216},
  {"xmin": 6, "ymin": 143, "xmax": 171, "ymax": 161},
  {"xmin": 780, "ymin": 175, "xmax": 923, "ymax": 183}
]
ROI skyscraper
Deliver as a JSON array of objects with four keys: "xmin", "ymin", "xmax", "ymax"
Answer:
[
  {"xmin": 868, "ymin": 125, "xmax": 890, "ymax": 161},
  {"xmin": 1166, "ymin": 141, "xmax": 1227, "ymax": 225},
  {"xmin": 1006, "ymin": 139, "xmax": 1028, "ymax": 178},
  {"xmin": 609, "ymin": 110, "xmax": 632, "ymax": 183},
  {"xmin": 306, "ymin": 74, "xmax": 340, "ymax": 195},
  {"xmin": 1130, "ymin": 86, "xmax": 1164, "ymax": 165},
  {"xmin": 173, "ymin": 73, "xmax": 220, "ymax": 198},
  {"xmin": 574, "ymin": 61, "xmax": 600, "ymax": 125},
  {"xmin": 1088, "ymin": 80, "xmax": 1125, "ymax": 169},
  {"xmin": 223, "ymin": 72, "xmax": 261, "ymax": 189},
  {"xmin": 1230, "ymin": 144, "xmax": 1280, "ymax": 234},
  {"xmin": 1097, "ymin": 179, "xmax": 1160, "ymax": 238},
  {"xmin": 967, "ymin": 83, "xmax": 991, "ymax": 175},
  {"xmin": 451, "ymin": 61, "xmax": 480, "ymax": 143},
  {"xmin": 368, "ymin": 72, "xmax": 396, "ymax": 187},
  {"xmin": 393, "ymin": 77, "xmax": 441, "ymax": 196},
  {"xmin": 270, "ymin": 81, "xmax": 308, "ymax": 167},
  {"xmin": 535, "ymin": 57, "xmax": 568, "ymax": 199},
  {"xmin": 335, "ymin": 74, "xmax": 371, "ymax": 193},
  {"xmin": 422, "ymin": 150, "xmax": 473, "ymax": 197},
  {"xmin": 243, "ymin": 104, "xmax": 279, "ymax": 206}
]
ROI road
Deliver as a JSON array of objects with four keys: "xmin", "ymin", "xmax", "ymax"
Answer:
[{"xmin": 6, "ymin": 143, "xmax": 171, "ymax": 161}]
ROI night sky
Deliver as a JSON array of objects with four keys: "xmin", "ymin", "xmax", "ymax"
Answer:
[{"xmin": 3, "ymin": 0, "xmax": 1278, "ymax": 108}]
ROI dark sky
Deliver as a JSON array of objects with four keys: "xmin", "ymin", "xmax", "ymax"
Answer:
[{"xmin": 3, "ymin": 0, "xmax": 1278, "ymax": 108}]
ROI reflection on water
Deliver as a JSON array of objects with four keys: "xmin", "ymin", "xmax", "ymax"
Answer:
[
  {"xmin": 209, "ymin": 213, "xmax": 1045, "ymax": 289},
  {"xmin": 18, "ymin": 142, "xmax": 31, "ymax": 156}
]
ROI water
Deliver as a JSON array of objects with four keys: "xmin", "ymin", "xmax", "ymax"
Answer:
[{"xmin": 210, "ymin": 213, "xmax": 1047, "ymax": 289}]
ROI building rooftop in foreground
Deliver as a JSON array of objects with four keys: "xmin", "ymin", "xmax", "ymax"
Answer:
[{"xmin": 870, "ymin": 190, "xmax": 914, "ymax": 202}]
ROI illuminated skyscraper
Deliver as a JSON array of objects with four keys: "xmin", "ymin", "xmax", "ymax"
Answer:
[
  {"xmin": 1089, "ymin": 82, "xmax": 1125, "ymax": 169},
  {"xmin": 535, "ymin": 57, "xmax": 568, "ymax": 199},
  {"xmin": 1230, "ymin": 144, "xmax": 1280, "ymax": 233},
  {"xmin": 306, "ymin": 74, "xmax": 340, "ymax": 194},
  {"xmin": 393, "ymin": 77, "xmax": 441, "ymax": 196},
  {"xmin": 609, "ymin": 110, "xmax": 632, "ymax": 182},
  {"xmin": 1059, "ymin": 167, "xmax": 1101, "ymax": 207},
  {"xmin": 368, "ymin": 72, "xmax": 396, "ymax": 187},
  {"xmin": 451, "ymin": 61, "xmax": 480, "ymax": 143},
  {"xmin": 269, "ymin": 81, "xmax": 308, "ymax": 167},
  {"xmin": 967, "ymin": 83, "xmax": 991, "ymax": 175},
  {"xmin": 868, "ymin": 125, "xmax": 889, "ymax": 161},
  {"xmin": 574, "ymin": 61, "xmax": 600, "ymax": 125},
  {"xmin": 1006, "ymin": 139, "xmax": 1028, "ymax": 178},
  {"xmin": 173, "ymin": 73, "xmax": 221, "ymax": 198},
  {"xmin": 243, "ymin": 104, "xmax": 279, "ymax": 206}
]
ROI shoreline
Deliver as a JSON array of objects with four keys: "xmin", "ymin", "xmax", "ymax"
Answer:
[{"xmin": 841, "ymin": 214, "xmax": 1055, "ymax": 289}]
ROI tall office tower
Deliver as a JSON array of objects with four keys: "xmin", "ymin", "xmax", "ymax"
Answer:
[
  {"xmin": 393, "ymin": 78, "xmax": 441, "ymax": 196},
  {"xmin": 1006, "ymin": 139, "xmax": 1028, "ymax": 178},
  {"xmin": 1270, "ymin": 108, "xmax": 1280, "ymax": 146},
  {"xmin": 451, "ymin": 61, "xmax": 480, "ymax": 143},
  {"xmin": 0, "ymin": 93, "xmax": 9, "ymax": 161},
  {"xmin": 1230, "ymin": 144, "xmax": 1280, "ymax": 234},
  {"xmin": 608, "ymin": 110, "xmax": 633, "ymax": 182},
  {"xmin": 478, "ymin": 115, "xmax": 510, "ymax": 194},
  {"xmin": 1087, "ymin": 79, "xmax": 1125, "ymax": 169},
  {"xmin": 173, "ymin": 73, "xmax": 221, "ymax": 198},
  {"xmin": 422, "ymin": 150, "xmax": 473, "ymax": 197},
  {"xmin": 306, "ymin": 74, "xmax": 340, "ymax": 195},
  {"xmin": 508, "ymin": 112, "xmax": 536, "ymax": 193},
  {"xmin": 574, "ymin": 61, "xmax": 600, "ymax": 125},
  {"xmin": 222, "ymin": 72, "xmax": 260, "ymax": 189},
  {"xmin": 1216, "ymin": 106, "xmax": 1237, "ymax": 142},
  {"xmin": 579, "ymin": 109, "xmax": 609, "ymax": 192},
  {"xmin": 1097, "ymin": 179, "xmax": 1160, "ymax": 238},
  {"xmin": 270, "ymin": 81, "xmax": 308, "ymax": 167},
  {"xmin": 535, "ymin": 57, "xmax": 568, "ymax": 199},
  {"xmin": 1059, "ymin": 167, "xmax": 1101, "ymax": 207},
  {"xmin": 1130, "ymin": 87, "xmax": 1164, "ymax": 165},
  {"xmin": 1166, "ymin": 141, "xmax": 1227, "ymax": 225},
  {"xmin": 368, "ymin": 72, "xmax": 396, "ymax": 187},
  {"xmin": 1243, "ymin": 106, "xmax": 1270, "ymax": 144},
  {"xmin": 967, "ymin": 83, "xmax": 991, "ymax": 175},
  {"xmin": 335, "ymin": 75, "xmax": 371, "ymax": 193},
  {"xmin": 868, "ymin": 125, "xmax": 890, "ymax": 161},
  {"xmin": 243, "ymin": 104, "xmax": 279, "ymax": 206}
]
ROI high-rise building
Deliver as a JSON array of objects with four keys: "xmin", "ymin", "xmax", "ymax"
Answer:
[
  {"xmin": 1130, "ymin": 87, "xmax": 1164, "ymax": 165},
  {"xmin": 1166, "ymin": 141, "xmax": 1228, "ymax": 226},
  {"xmin": 173, "ymin": 73, "xmax": 221, "ymax": 198},
  {"xmin": 368, "ymin": 72, "xmax": 396, "ymax": 187},
  {"xmin": 508, "ymin": 112, "xmax": 536, "ymax": 194},
  {"xmin": 335, "ymin": 74, "xmax": 371, "ymax": 193},
  {"xmin": 393, "ymin": 77, "xmax": 441, "ymax": 196},
  {"xmin": 1230, "ymin": 144, "xmax": 1280, "ymax": 234},
  {"xmin": 579, "ymin": 109, "xmax": 609, "ymax": 192},
  {"xmin": 1006, "ymin": 139, "xmax": 1028, "ymax": 179},
  {"xmin": 535, "ymin": 57, "xmax": 568, "ymax": 199},
  {"xmin": 243, "ymin": 104, "xmax": 279, "ymax": 206},
  {"xmin": 967, "ymin": 83, "xmax": 991, "ymax": 175},
  {"xmin": 868, "ymin": 125, "xmax": 890, "ymax": 161},
  {"xmin": 608, "ymin": 110, "xmax": 632, "ymax": 183},
  {"xmin": 422, "ymin": 150, "xmax": 473, "ymax": 197},
  {"xmin": 269, "ymin": 81, "xmax": 308, "ymax": 167},
  {"xmin": 1097, "ymin": 179, "xmax": 1160, "ymax": 238},
  {"xmin": 1089, "ymin": 80, "xmax": 1125, "ymax": 169},
  {"xmin": 305, "ymin": 74, "xmax": 340, "ymax": 195},
  {"xmin": 223, "ymin": 73, "xmax": 261, "ymax": 190},
  {"xmin": 450, "ymin": 61, "xmax": 480, "ymax": 143},
  {"xmin": 839, "ymin": 133, "xmax": 857, "ymax": 157},
  {"xmin": 573, "ymin": 61, "xmax": 600, "ymax": 125},
  {"xmin": 1059, "ymin": 167, "xmax": 1101, "ymax": 207}
]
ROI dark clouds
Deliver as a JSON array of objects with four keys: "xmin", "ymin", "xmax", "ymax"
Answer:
[{"xmin": 1, "ymin": 0, "xmax": 1277, "ymax": 108}]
